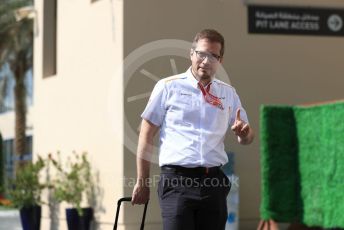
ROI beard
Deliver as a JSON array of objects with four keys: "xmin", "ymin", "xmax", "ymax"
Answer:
[
  {"xmin": 191, "ymin": 64, "xmax": 215, "ymax": 83},
  {"xmin": 197, "ymin": 67, "xmax": 213, "ymax": 79}
]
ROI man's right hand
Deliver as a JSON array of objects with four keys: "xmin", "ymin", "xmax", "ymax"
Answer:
[
  {"xmin": 132, "ymin": 119, "xmax": 158, "ymax": 205},
  {"xmin": 131, "ymin": 181, "xmax": 150, "ymax": 205}
]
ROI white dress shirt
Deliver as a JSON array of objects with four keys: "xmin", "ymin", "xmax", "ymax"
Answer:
[{"xmin": 141, "ymin": 67, "xmax": 249, "ymax": 167}]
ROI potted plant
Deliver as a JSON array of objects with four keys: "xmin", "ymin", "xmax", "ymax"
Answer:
[
  {"xmin": 8, "ymin": 156, "xmax": 46, "ymax": 230},
  {"xmin": 50, "ymin": 152, "xmax": 94, "ymax": 230}
]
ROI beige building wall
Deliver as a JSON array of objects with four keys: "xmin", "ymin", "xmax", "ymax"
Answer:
[
  {"xmin": 33, "ymin": 0, "xmax": 124, "ymax": 229},
  {"xmin": 32, "ymin": 0, "xmax": 344, "ymax": 229}
]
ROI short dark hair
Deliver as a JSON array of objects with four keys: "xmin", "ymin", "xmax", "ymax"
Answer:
[{"xmin": 192, "ymin": 29, "xmax": 225, "ymax": 57}]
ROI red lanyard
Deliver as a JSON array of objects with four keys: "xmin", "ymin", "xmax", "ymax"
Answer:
[{"xmin": 198, "ymin": 82, "xmax": 224, "ymax": 110}]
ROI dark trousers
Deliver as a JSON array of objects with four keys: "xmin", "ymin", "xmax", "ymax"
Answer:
[{"xmin": 158, "ymin": 166, "xmax": 231, "ymax": 230}]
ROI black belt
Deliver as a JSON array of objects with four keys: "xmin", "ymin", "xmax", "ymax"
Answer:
[{"xmin": 161, "ymin": 165, "xmax": 221, "ymax": 175}]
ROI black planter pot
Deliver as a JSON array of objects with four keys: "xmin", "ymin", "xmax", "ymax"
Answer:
[
  {"xmin": 66, "ymin": 207, "xmax": 93, "ymax": 230},
  {"xmin": 19, "ymin": 205, "xmax": 41, "ymax": 230}
]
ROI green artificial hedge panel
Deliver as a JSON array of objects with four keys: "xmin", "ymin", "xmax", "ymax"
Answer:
[
  {"xmin": 295, "ymin": 102, "xmax": 344, "ymax": 228},
  {"xmin": 260, "ymin": 105, "xmax": 301, "ymax": 222},
  {"xmin": 260, "ymin": 101, "xmax": 344, "ymax": 228}
]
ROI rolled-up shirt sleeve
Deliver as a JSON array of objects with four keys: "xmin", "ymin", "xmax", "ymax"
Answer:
[{"xmin": 141, "ymin": 80, "xmax": 167, "ymax": 126}]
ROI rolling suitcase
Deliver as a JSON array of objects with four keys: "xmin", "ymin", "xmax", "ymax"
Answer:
[{"xmin": 113, "ymin": 197, "xmax": 149, "ymax": 230}]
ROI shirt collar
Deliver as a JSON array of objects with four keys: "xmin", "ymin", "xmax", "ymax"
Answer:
[{"xmin": 185, "ymin": 67, "xmax": 215, "ymax": 89}]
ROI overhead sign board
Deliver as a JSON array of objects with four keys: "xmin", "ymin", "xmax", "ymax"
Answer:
[{"xmin": 248, "ymin": 5, "xmax": 344, "ymax": 36}]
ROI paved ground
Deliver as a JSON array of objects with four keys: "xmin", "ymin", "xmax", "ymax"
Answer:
[
  {"xmin": 0, "ymin": 210, "xmax": 22, "ymax": 230},
  {"xmin": 0, "ymin": 209, "xmax": 291, "ymax": 230}
]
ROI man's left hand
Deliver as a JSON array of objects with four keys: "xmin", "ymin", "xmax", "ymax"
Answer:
[{"xmin": 231, "ymin": 108, "xmax": 250, "ymax": 138}]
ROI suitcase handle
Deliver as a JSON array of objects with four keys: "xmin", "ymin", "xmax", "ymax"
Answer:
[{"xmin": 113, "ymin": 196, "xmax": 149, "ymax": 230}]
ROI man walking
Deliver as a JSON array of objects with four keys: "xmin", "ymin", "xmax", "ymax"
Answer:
[{"xmin": 131, "ymin": 29, "xmax": 254, "ymax": 230}]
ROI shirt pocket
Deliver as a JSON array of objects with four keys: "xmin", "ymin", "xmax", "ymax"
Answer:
[
  {"xmin": 176, "ymin": 90, "xmax": 193, "ymax": 106},
  {"xmin": 174, "ymin": 90, "xmax": 194, "ymax": 125}
]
